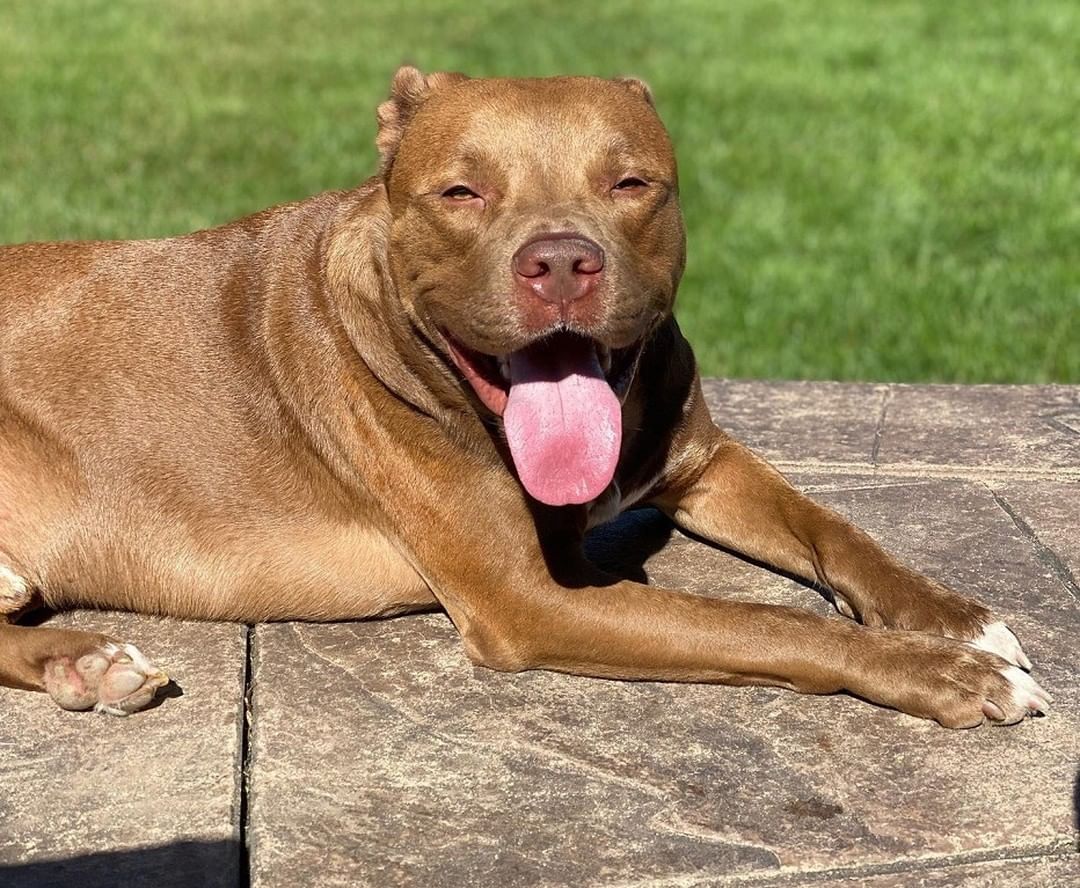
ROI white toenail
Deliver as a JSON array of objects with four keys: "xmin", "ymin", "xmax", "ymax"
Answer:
[
  {"xmin": 833, "ymin": 596, "xmax": 856, "ymax": 619},
  {"xmin": 999, "ymin": 665, "xmax": 1051, "ymax": 716},
  {"xmin": 93, "ymin": 701, "xmax": 130, "ymax": 717},
  {"xmin": 122, "ymin": 642, "xmax": 157, "ymax": 675}
]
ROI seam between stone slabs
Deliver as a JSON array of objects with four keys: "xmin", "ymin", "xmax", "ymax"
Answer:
[
  {"xmin": 771, "ymin": 460, "xmax": 1080, "ymax": 483},
  {"xmin": 724, "ymin": 843, "xmax": 1080, "ymax": 887},
  {"xmin": 239, "ymin": 624, "xmax": 256, "ymax": 888},
  {"xmin": 984, "ymin": 486, "xmax": 1080, "ymax": 606},
  {"xmin": 599, "ymin": 844, "xmax": 1078, "ymax": 888},
  {"xmin": 869, "ymin": 384, "xmax": 894, "ymax": 466}
]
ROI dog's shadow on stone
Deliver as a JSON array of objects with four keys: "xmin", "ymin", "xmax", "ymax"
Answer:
[
  {"xmin": 1073, "ymin": 766, "xmax": 1080, "ymax": 850},
  {"xmin": 12, "ymin": 607, "xmax": 55, "ymax": 627},
  {"xmin": 142, "ymin": 678, "xmax": 184, "ymax": 711},
  {"xmin": 0, "ymin": 838, "xmax": 239, "ymax": 888},
  {"xmin": 583, "ymin": 508, "xmax": 675, "ymax": 583},
  {"xmin": 582, "ymin": 506, "xmax": 832, "ymax": 607}
]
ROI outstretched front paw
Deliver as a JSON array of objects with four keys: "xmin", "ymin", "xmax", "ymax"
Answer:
[
  {"xmin": 44, "ymin": 642, "xmax": 169, "ymax": 716},
  {"xmin": 929, "ymin": 647, "xmax": 1052, "ymax": 728},
  {"xmin": 840, "ymin": 579, "xmax": 1035, "ymax": 672},
  {"xmin": 863, "ymin": 632, "xmax": 1051, "ymax": 729}
]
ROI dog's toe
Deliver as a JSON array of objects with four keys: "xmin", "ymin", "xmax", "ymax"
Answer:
[
  {"xmin": 967, "ymin": 620, "xmax": 1032, "ymax": 671},
  {"xmin": 982, "ymin": 664, "xmax": 1052, "ymax": 725},
  {"xmin": 44, "ymin": 642, "xmax": 169, "ymax": 715}
]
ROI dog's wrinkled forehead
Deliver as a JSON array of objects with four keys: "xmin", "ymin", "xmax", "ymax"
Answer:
[{"xmin": 379, "ymin": 69, "xmax": 676, "ymax": 199}]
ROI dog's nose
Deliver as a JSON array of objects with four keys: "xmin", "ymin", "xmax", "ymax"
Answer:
[{"xmin": 512, "ymin": 235, "xmax": 604, "ymax": 305}]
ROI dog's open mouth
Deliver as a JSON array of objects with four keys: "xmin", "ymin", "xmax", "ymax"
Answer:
[{"xmin": 444, "ymin": 330, "xmax": 645, "ymax": 507}]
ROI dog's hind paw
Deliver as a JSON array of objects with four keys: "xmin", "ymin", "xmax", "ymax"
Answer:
[
  {"xmin": 44, "ymin": 642, "xmax": 169, "ymax": 716},
  {"xmin": 0, "ymin": 564, "xmax": 33, "ymax": 615}
]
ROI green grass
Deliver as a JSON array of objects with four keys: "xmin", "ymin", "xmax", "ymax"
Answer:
[{"xmin": 1, "ymin": 0, "xmax": 1077, "ymax": 382}]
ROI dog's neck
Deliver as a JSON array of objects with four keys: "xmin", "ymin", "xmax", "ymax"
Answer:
[{"xmin": 323, "ymin": 180, "xmax": 505, "ymax": 460}]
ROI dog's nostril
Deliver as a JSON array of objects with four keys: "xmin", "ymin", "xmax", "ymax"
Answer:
[
  {"xmin": 514, "ymin": 254, "xmax": 550, "ymax": 279},
  {"xmin": 573, "ymin": 254, "xmax": 603, "ymax": 275}
]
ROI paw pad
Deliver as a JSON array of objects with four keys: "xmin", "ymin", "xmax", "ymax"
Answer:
[{"xmin": 45, "ymin": 642, "xmax": 169, "ymax": 716}]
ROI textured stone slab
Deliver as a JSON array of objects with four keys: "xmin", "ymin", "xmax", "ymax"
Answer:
[
  {"xmin": 702, "ymin": 379, "xmax": 884, "ymax": 466},
  {"xmin": 785, "ymin": 474, "xmax": 1080, "ymax": 689},
  {"xmin": 0, "ymin": 611, "xmax": 246, "ymax": 888},
  {"xmin": 247, "ymin": 617, "xmax": 781, "ymax": 888},
  {"xmin": 247, "ymin": 476, "xmax": 1078, "ymax": 886},
  {"xmin": 643, "ymin": 475, "xmax": 1079, "ymax": 868},
  {"xmin": 991, "ymin": 480, "xmax": 1080, "ymax": 591},
  {"xmin": 876, "ymin": 384, "xmax": 1080, "ymax": 472}
]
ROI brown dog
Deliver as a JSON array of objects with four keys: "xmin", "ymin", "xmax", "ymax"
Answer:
[{"xmin": 0, "ymin": 67, "xmax": 1050, "ymax": 726}]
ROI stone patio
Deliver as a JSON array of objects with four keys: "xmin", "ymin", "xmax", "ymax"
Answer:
[{"xmin": 1, "ymin": 381, "xmax": 1077, "ymax": 888}]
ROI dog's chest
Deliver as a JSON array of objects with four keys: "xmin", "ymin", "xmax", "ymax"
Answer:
[{"xmin": 585, "ymin": 476, "xmax": 656, "ymax": 529}]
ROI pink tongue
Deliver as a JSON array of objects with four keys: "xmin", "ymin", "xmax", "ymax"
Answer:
[{"xmin": 503, "ymin": 337, "xmax": 622, "ymax": 506}]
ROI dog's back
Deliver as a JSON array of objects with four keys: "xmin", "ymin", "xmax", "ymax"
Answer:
[{"xmin": 0, "ymin": 191, "xmax": 419, "ymax": 618}]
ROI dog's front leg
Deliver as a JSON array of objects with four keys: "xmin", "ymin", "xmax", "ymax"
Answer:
[
  {"xmin": 394, "ymin": 480, "xmax": 1047, "ymax": 727},
  {"xmin": 438, "ymin": 558, "xmax": 1047, "ymax": 728},
  {"xmin": 652, "ymin": 410, "xmax": 1032, "ymax": 669}
]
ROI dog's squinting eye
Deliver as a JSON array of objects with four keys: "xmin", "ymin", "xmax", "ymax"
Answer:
[
  {"xmin": 612, "ymin": 177, "xmax": 649, "ymax": 193},
  {"xmin": 441, "ymin": 185, "xmax": 482, "ymax": 201}
]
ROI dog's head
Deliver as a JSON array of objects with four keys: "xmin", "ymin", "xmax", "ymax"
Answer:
[{"xmin": 376, "ymin": 67, "xmax": 686, "ymax": 507}]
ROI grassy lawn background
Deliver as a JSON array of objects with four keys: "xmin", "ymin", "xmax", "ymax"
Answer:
[{"xmin": 1, "ymin": 0, "xmax": 1076, "ymax": 382}]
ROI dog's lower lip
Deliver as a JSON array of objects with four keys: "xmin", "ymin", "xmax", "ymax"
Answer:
[{"xmin": 443, "ymin": 332, "xmax": 509, "ymax": 415}]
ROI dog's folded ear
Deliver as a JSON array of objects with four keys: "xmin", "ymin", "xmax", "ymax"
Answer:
[
  {"xmin": 377, "ymin": 65, "xmax": 469, "ymax": 173},
  {"xmin": 613, "ymin": 76, "xmax": 655, "ymax": 108}
]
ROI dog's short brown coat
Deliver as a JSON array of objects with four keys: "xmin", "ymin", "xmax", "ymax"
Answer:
[{"xmin": 0, "ymin": 68, "xmax": 1049, "ymax": 726}]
